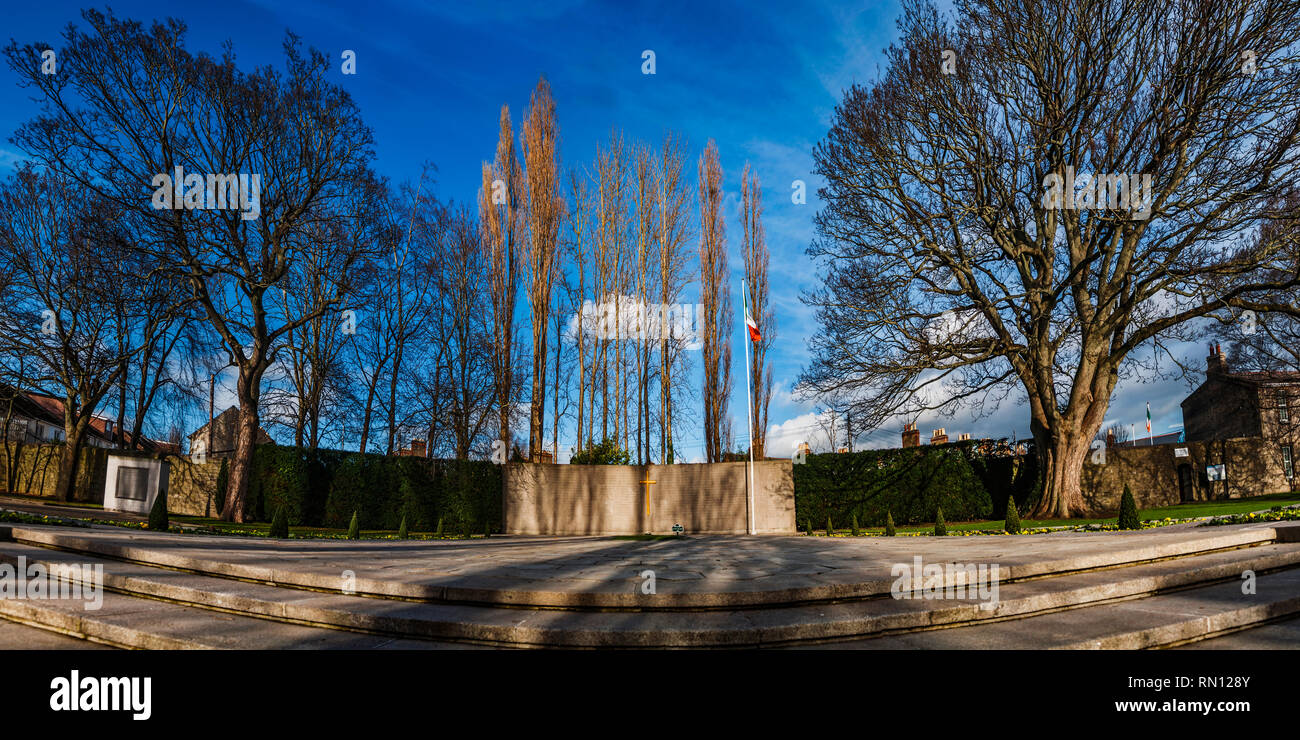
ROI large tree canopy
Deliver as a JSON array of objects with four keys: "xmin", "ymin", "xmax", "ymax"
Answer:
[{"xmin": 802, "ymin": 0, "xmax": 1300, "ymax": 516}]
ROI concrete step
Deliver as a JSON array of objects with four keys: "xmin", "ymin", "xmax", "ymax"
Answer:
[
  {"xmin": 812, "ymin": 566, "xmax": 1300, "ymax": 649},
  {"xmin": 4, "ymin": 538, "xmax": 1297, "ymax": 648},
  {"xmin": 1173, "ymin": 615, "xmax": 1300, "ymax": 649},
  {"xmin": 0, "ymin": 572, "xmax": 484, "ymax": 650},
  {"xmin": 3, "ymin": 522, "xmax": 1293, "ymax": 609},
  {"xmin": 0, "ymin": 614, "xmax": 116, "ymax": 649}
]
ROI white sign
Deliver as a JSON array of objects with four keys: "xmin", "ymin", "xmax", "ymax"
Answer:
[
  {"xmin": 1174, "ymin": 448, "xmax": 1189, "ymax": 458},
  {"xmin": 1207, "ymin": 464, "xmax": 1226, "ymax": 482}
]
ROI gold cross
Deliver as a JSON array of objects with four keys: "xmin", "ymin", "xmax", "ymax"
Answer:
[{"xmin": 640, "ymin": 479, "xmax": 656, "ymax": 531}]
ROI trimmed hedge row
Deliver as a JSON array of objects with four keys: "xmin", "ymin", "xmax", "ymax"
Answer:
[
  {"xmin": 792, "ymin": 442, "xmax": 1038, "ymax": 527},
  {"xmin": 246, "ymin": 444, "xmax": 502, "ymax": 532}
]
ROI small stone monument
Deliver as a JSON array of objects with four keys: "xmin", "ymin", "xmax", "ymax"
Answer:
[{"xmin": 103, "ymin": 454, "xmax": 171, "ymax": 516}]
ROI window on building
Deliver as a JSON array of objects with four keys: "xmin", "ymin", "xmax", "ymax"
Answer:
[
  {"xmin": 1284, "ymin": 445, "xmax": 1295, "ymax": 480},
  {"xmin": 1279, "ymin": 394, "xmax": 1290, "ymax": 424}
]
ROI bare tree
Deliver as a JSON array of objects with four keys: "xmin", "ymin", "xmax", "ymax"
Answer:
[
  {"xmin": 740, "ymin": 164, "xmax": 775, "ymax": 459},
  {"xmin": 801, "ymin": 0, "xmax": 1300, "ymax": 516},
  {"xmin": 480, "ymin": 106, "xmax": 525, "ymax": 460},
  {"xmin": 699, "ymin": 140, "xmax": 732, "ymax": 462},
  {"xmin": 522, "ymin": 78, "xmax": 563, "ymax": 462},
  {"xmin": 0, "ymin": 168, "xmax": 152, "ymax": 499},
  {"xmin": 437, "ymin": 204, "xmax": 496, "ymax": 459},
  {"xmin": 632, "ymin": 143, "xmax": 658, "ymax": 464},
  {"xmin": 6, "ymin": 14, "xmax": 383, "ymax": 520},
  {"xmin": 656, "ymin": 134, "xmax": 693, "ymax": 463}
]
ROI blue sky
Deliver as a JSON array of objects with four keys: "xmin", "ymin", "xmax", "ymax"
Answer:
[{"xmin": 0, "ymin": 1, "xmax": 1207, "ymax": 458}]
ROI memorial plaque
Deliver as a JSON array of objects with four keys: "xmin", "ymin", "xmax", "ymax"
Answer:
[{"xmin": 116, "ymin": 466, "xmax": 149, "ymax": 501}]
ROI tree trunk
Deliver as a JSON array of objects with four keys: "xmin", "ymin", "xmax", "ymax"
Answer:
[
  {"xmin": 54, "ymin": 421, "xmax": 88, "ymax": 503},
  {"xmin": 221, "ymin": 366, "xmax": 264, "ymax": 523},
  {"xmin": 1030, "ymin": 415, "xmax": 1101, "ymax": 519}
]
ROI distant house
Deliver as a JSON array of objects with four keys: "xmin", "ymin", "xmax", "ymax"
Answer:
[
  {"xmin": 186, "ymin": 406, "xmax": 273, "ymax": 458},
  {"xmin": 394, "ymin": 439, "xmax": 427, "ymax": 457},
  {"xmin": 1181, "ymin": 344, "xmax": 1298, "ymax": 487},
  {"xmin": 0, "ymin": 384, "xmax": 176, "ymax": 452}
]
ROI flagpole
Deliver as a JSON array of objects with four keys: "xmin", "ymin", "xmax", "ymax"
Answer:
[{"xmin": 741, "ymin": 279, "xmax": 756, "ymax": 536}]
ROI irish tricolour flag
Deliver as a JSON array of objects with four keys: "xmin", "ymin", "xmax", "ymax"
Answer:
[
  {"xmin": 743, "ymin": 284, "xmax": 762, "ymax": 342},
  {"xmin": 1146, "ymin": 403, "xmax": 1152, "ymax": 434}
]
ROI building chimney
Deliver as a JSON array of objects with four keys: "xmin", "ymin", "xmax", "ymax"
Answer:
[
  {"xmin": 930, "ymin": 428, "xmax": 948, "ymax": 445},
  {"xmin": 411, "ymin": 439, "xmax": 427, "ymax": 458},
  {"xmin": 902, "ymin": 423, "xmax": 920, "ymax": 448},
  {"xmin": 958, "ymin": 432, "xmax": 971, "ymax": 442},
  {"xmin": 1207, "ymin": 343, "xmax": 1228, "ymax": 377}
]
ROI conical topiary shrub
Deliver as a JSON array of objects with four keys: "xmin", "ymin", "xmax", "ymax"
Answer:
[
  {"xmin": 269, "ymin": 504, "xmax": 289, "ymax": 538},
  {"xmin": 483, "ymin": 519, "xmax": 491, "ymax": 538},
  {"xmin": 1118, "ymin": 485, "xmax": 1141, "ymax": 530},
  {"xmin": 398, "ymin": 513, "xmax": 408, "ymax": 540},
  {"xmin": 148, "ymin": 490, "xmax": 169, "ymax": 532},
  {"xmin": 214, "ymin": 458, "xmax": 229, "ymax": 514},
  {"xmin": 347, "ymin": 510, "xmax": 360, "ymax": 539},
  {"xmin": 1004, "ymin": 495, "xmax": 1021, "ymax": 534},
  {"xmin": 826, "ymin": 517, "xmax": 834, "ymax": 536},
  {"xmin": 435, "ymin": 517, "xmax": 444, "ymax": 538},
  {"xmin": 805, "ymin": 518, "xmax": 814, "ymax": 536},
  {"xmin": 933, "ymin": 508, "xmax": 947, "ymax": 536},
  {"xmin": 885, "ymin": 511, "xmax": 896, "ymax": 537},
  {"xmin": 851, "ymin": 514, "xmax": 860, "ymax": 537}
]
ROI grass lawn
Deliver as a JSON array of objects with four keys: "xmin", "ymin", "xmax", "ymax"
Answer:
[{"xmin": 839, "ymin": 492, "xmax": 1300, "ymax": 535}]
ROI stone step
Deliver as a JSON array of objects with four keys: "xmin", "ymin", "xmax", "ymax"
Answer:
[
  {"xmin": 2, "ymin": 522, "xmax": 1292, "ymax": 609},
  {"xmin": 812, "ymin": 566, "xmax": 1300, "ymax": 649},
  {"xmin": 0, "ymin": 572, "xmax": 483, "ymax": 650},
  {"xmin": 4, "ymin": 538, "xmax": 1297, "ymax": 647},
  {"xmin": 0, "ymin": 614, "xmax": 116, "ymax": 650}
]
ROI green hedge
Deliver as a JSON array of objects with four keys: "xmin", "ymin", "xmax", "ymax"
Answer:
[
  {"xmin": 793, "ymin": 442, "xmax": 1034, "ymax": 526},
  {"xmin": 247, "ymin": 444, "xmax": 501, "ymax": 533}
]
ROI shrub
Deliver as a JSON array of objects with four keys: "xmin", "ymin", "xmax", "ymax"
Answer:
[
  {"xmin": 147, "ymin": 491, "xmax": 168, "ymax": 532},
  {"xmin": 885, "ymin": 511, "xmax": 896, "ymax": 537},
  {"xmin": 398, "ymin": 513, "xmax": 408, "ymax": 540},
  {"xmin": 269, "ymin": 505, "xmax": 289, "ymax": 538},
  {"xmin": 793, "ymin": 445, "xmax": 994, "ymax": 528},
  {"xmin": 347, "ymin": 510, "xmax": 360, "ymax": 539},
  {"xmin": 1118, "ymin": 485, "xmax": 1141, "ymax": 530},
  {"xmin": 569, "ymin": 437, "xmax": 631, "ymax": 465},
  {"xmin": 214, "ymin": 458, "xmax": 229, "ymax": 514},
  {"xmin": 483, "ymin": 519, "xmax": 491, "ymax": 538},
  {"xmin": 826, "ymin": 517, "xmax": 834, "ymax": 536},
  {"xmin": 435, "ymin": 517, "xmax": 444, "ymax": 537},
  {"xmin": 1004, "ymin": 495, "xmax": 1021, "ymax": 534},
  {"xmin": 851, "ymin": 514, "xmax": 860, "ymax": 536},
  {"xmin": 933, "ymin": 508, "xmax": 947, "ymax": 536},
  {"xmin": 244, "ymin": 444, "xmax": 499, "ymax": 534},
  {"xmin": 805, "ymin": 518, "xmax": 813, "ymax": 535},
  {"xmin": 249, "ymin": 445, "xmax": 310, "ymax": 523}
]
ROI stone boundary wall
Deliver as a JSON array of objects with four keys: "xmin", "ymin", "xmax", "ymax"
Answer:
[
  {"xmin": 163, "ymin": 455, "xmax": 222, "ymax": 517},
  {"xmin": 1081, "ymin": 436, "xmax": 1293, "ymax": 513},
  {"xmin": 0, "ymin": 443, "xmax": 108, "ymax": 502},
  {"xmin": 504, "ymin": 460, "xmax": 796, "ymax": 535}
]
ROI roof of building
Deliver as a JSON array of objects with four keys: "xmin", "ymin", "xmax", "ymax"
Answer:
[{"xmin": 2, "ymin": 384, "xmax": 179, "ymax": 452}]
